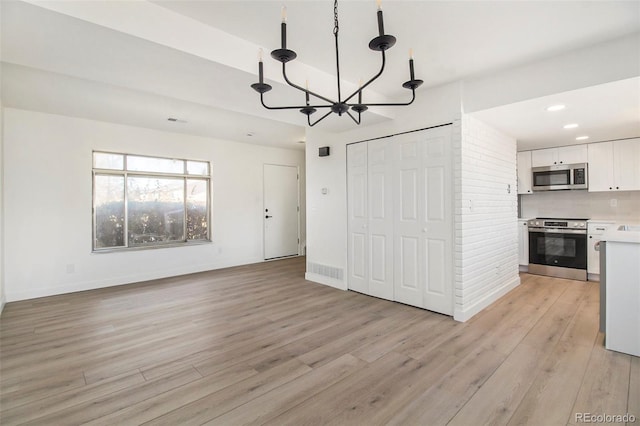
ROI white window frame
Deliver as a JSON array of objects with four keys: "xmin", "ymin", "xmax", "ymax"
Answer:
[{"xmin": 92, "ymin": 151, "xmax": 212, "ymax": 252}]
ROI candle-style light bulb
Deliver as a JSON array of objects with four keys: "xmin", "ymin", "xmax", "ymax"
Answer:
[
  {"xmin": 376, "ymin": 0, "xmax": 382, "ymax": 11},
  {"xmin": 409, "ymin": 48, "xmax": 415, "ymax": 81},
  {"xmin": 376, "ymin": 2, "xmax": 384, "ymax": 36},
  {"xmin": 258, "ymin": 49, "xmax": 265, "ymax": 84},
  {"xmin": 281, "ymin": 6, "xmax": 287, "ymax": 49},
  {"xmin": 258, "ymin": 48, "xmax": 263, "ymax": 62}
]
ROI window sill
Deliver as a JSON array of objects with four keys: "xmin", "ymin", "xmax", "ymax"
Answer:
[{"xmin": 92, "ymin": 240, "xmax": 212, "ymax": 253}]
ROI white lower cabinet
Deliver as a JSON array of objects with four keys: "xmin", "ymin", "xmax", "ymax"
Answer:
[
  {"xmin": 587, "ymin": 221, "xmax": 615, "ymax": 277},
  {"xmin": 518, "ymin": 219, "xmax": 529, "ymax": 267},
  {"xmin": 347, "ymin": 125, "xmax": 453, "ymax": 316}
]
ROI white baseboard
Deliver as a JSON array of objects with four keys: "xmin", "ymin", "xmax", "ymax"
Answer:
[
  {"xmin": 305, "ymin": 272, "xmax": 347, "ymax": 291},
  {"xmin": 519, "ymin": 265, "xmax": 529, "ymax": 272},
  {"xmin": 453, "ymin": 275, "xmax": 521, "ymax": 322},
  {"xmin": 6, "ymin": 256, "xmax": 264, "ymax": 302},
  {"xmin": 0, "ymin": 294, "xmax": 5, "ymax": 315}
]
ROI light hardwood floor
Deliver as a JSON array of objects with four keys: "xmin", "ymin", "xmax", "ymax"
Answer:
[{"xmin": 1, "ymin": 257, "xmax": 637, "ymax": 425}]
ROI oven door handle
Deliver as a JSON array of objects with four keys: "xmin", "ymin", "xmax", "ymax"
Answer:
[{"xmin": 528, "ymin": 228, "xmax": 587, "ymax": 235}]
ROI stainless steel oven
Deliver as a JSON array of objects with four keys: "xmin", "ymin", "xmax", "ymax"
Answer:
[{"xmin": 527, "ymin": 218, "xmax": 588, "ymax": 280}]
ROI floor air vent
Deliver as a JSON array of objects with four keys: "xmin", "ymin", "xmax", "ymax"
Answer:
[{"xmin": 307, "ymin": 262, "xmax": 344, "ymax": 281}]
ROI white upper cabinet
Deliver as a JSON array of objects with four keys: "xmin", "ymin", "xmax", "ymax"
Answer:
[
  {"xmin": 517, "ymin": 151, "xmax": 533, "ymax": 194},
  {"xmin": 531, "ymin": 144, "xmax": 588, "ymax": 167},
  {"xmin": 588, "ymin": 138, "xmax": 640, "ymax": 192}
]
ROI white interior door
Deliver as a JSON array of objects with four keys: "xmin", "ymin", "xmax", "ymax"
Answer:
[
  {"xmin": 393, "ymin": 126, "xmax": 453, "ymax": 315},
  {"xmin": 394, "ymin": 134, "xmax": 423, "ymax": 308},
  {"xmin": 347, "ymin": 143, "xmax": 369, "ymax": 294},
  {"xmin": 346, "ymin": 125, "xmax": 453, "ymax": 316},
  {"xmin": 367, "ymin": 139, "xmax": 394, "ymax": 301},
  {"xmin": 264, "ymin": 164, "xmax": 299, "ymax": 260},
  {"xmin": 419, "ymin": 126, "xmax": 453, "ymax": 315}
]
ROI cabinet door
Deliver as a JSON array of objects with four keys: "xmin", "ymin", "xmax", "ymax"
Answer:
[
  {"xmin": 587, "ymin": 235, "xmax": 601, "ymax": 275},
  {"xmin": 531, "ymin": 148, "xmax": 558, "ymax": 167},
  {"xmin": 613, "ymin": 138, "xmax": 640, "ymax": 191},
  {"xmin": 518, "ymin": 220, "xmax": 529, "ymax": 265},
  {"xmin": 587, "ymin": 142, "xmax": 614, "ymax": 192},
  {"xmin": 558, "ymin": 144, "xmax": 587, "ymax": 164},
  {"xmin": 517, "ymin": 151, "xmax": 532, "ymax": 194}
]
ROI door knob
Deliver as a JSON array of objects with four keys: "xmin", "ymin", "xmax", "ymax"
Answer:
[{"xmin": 265, "ymin": 215, "xmax": 272, "ymax": 219}]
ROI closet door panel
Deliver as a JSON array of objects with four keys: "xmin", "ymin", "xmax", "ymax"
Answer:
[
  {"xmin": 399, "ymin": 236, "xmax": 419, "ymax": 288},
  {"xmin": 425, "ymin": 238, "xmax": 446, "ymax": 295},
  {"xmin": 421, "ymin": 128, "xmax": 453, "ymax": 315},
  {"xmin": 425, "ymin": 166, "xmax": 445, "ymax": 221},
  {"xmin": 394, "ymin": 137, "xmax": 424, "ymax": 307},
  {"xmin": 347, "ymin": 143, "xmax": 368, "ymax": 294},
  {"xmin": 367, "ymin": 139, "xmax": 394, "ymax": 300}
]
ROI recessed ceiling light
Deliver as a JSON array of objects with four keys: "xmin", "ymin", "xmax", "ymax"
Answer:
[
  {"xmin": 576, "ymin": 136, "xmax": 589, "ymax": 141},
  {"xmin": 167, "ymin": 117, "xmax": 187, "ymax": 123},
  {"xmin": 546, "ymin": 104, "xmax": 566, "ymax": 112},
  {"xmin": 246, "ymin": 132, "xmax": 254, "ymax": 137},
  {"xmin": 563, "ymin": 123, "xmax": 579, "ymax": 129},
  {"xmin": 297, "ymin": 140, "xmax": 306, "ymax": 144}
]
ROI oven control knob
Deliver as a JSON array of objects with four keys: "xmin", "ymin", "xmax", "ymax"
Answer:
[{"xmin": 573, "ymin": 222, "xmax": 578, "ymax": 227}]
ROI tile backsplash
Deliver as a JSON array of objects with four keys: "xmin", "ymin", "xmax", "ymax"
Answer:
[{"xmin": 520, "ymin": 190, "xmax": 640, "ymax": 222}]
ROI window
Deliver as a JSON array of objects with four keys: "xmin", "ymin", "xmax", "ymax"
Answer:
[{"xmin": 93, "ymin": 152, "xmax": 211, "ymax": 251}]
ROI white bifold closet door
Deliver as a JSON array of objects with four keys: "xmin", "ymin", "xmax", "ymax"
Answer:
[
  {"xmin": 347, "ymin": 125, "xmax": 453, "ymax": 315},
  {"xmin": 346, "ymin": 138, "xmax": 394, "ymax": 301}
]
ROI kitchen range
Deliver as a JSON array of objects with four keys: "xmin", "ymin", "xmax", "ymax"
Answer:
[{"xmin": 527, "ymin": 218, "xmax": 589, "ymax": 281}]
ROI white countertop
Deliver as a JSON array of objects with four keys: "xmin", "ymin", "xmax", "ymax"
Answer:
[{"xmin": 601, "ymin": 224, "xmax": 640, "ymax": 244}]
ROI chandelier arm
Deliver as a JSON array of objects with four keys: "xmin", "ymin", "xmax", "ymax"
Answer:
[
  {"xmin": 308, "ymin": 110, "xmax": 333, "ymax": 127},
  {"xmin": 358, "ymin": 89, "xmax": 416, "ymax": 107},
  {"xmin": 345, "ymin": 110, "xmax": 360, "ymax": 125},
  {"xmin": 343, "ymin": 50, "xmax": 387, "ymax": 104},
  {"xmin": 281, "ymin": 63, "xmax": 337, "ymax": 105},
  {"xmin": 260, "ymin": 93, "xmax": 333, "ymax": 110}
]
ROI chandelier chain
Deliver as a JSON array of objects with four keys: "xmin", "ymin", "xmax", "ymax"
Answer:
[{"xmin": 333, "ymin": 0, "xmax": 339, "ymax": 36}]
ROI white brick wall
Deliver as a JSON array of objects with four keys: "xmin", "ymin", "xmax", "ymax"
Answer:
[{"xmin": 454, "ymin": 115, "xmax": 520, "ymax": 321}]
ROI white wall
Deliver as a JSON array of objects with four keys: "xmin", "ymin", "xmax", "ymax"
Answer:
[
  {"xmin": 305, "ymin": 82, "xmax": 463, "ymax": 290},
  {"xmin": 3, "ymin": 108, "xmax": 305, "ymax": 301},
  {"xmin": 462, "ymin": 32, "xmax": 640, "ymax": 113},
  {"xmin": 454, "ymin": 116, "xmax": 520, "ymax": 321},
  {"xmin": 305, "ymin": 87, "xmax": 521, "ymax": 322},
  {"xmin": 520, "ymin": 191, "xmax": 640, "ymax": 222},
  {"xmin": 304, "ymin": 34, "xmax": 639, "ymax": 321}
]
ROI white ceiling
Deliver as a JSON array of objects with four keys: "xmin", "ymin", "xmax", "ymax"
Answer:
[
  {"xmin": 1, "ymin": 0, "xmax": 639, "ymax": 150},
  {"xmin": 472, "ymin": 76, "xmax": 640, "ymax": 151}
]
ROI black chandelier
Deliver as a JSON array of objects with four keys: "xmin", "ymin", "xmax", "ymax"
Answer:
[{"xmin": 250, "ymin": 0, "xmax": 423, "ymax": 127}]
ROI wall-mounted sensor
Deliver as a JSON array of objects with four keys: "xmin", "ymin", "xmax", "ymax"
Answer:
[{"xmin": 319, "ymin": 146, "xmax": 330, "ymax": 157}]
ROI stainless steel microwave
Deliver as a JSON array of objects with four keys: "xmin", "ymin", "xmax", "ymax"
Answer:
[{"xmin": 532, "ymin": 163, "xmax": 588, "ymax": 191}]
